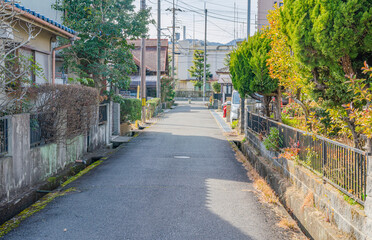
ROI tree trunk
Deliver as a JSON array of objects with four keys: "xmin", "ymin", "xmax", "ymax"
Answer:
[
  {"xmin": 240, "ymin": 97, "xmax": 245, "ymax": 134},
  {"xmin": 263, "ymin": 96, "xmax": 271, "ymax": 117},
  {"xmin": 249, "ymin": 93, "xmax": 261, "ymax": 101},
  {"xmin": 275, "ymin": 88, "xmax": 282, "ymax": 122},
  {"xmin": 343, "ymin": 115, "xmax": 363, "ymax": 149},
  {"xmin": 293, "ymin": 98, "xmax": 309, "ymax": 122},
  {"xmin": 341, "ymin": 54, "xmax": 355, "ymax": 77},
  {"xmin": 311, "ymin": 67, "xmax": 327, "ymax": 91}
]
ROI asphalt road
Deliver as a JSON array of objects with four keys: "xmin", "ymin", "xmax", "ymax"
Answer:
[{"xmin": 5, "ymin": 102, "xmax": 290, "ymax": 240}]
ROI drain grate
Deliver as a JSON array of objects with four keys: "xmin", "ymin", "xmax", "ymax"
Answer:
[{"xmin": 174, "ymin": 156, "xmax": 191, "ymax": 159}]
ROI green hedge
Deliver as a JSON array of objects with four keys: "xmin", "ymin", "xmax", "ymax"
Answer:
[
  {"xmin": 113, "ymin": 95, "xmax": 141, "ymax": 123},
  {"xmin": 146, "ymin": 98, "xmax": 161, "ymax": 119}
]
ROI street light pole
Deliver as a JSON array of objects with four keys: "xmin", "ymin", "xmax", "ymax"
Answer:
[
  {"xmin": 140, "ymin": 0, "xmax": 146, "ymax": 123},
  {"xmin": 157, "ymin": 0, "xmax": 161, "ymax": 100},
  {"xmin": 247, "ymin": 0, "xmax": 251, "ymax": 38},
  {"xmin": 203, "ymin": 2, "xmax": 207, "ymax": 103},
  {"xmin": 172, "ymin": 0, "xmax": 175, "ymax": 83}
]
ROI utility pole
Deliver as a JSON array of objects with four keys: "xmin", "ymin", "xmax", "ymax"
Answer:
[
  {"xmin": 203, "ymin": 2, "xmax": 207, "ymax": 103},
  {"xmin": 157, "ymin": 0, "xmax": 161, "ymax": 100},
  {"xmin": 247, "ymin": 0, "xmax": 251, "ymax": 38},
  {"xmin": 237, "ymin": 6, "xmax": 239, "ymax": 39},
  {"xmin": 234, "ymin": 2, "xmax": 236, "ymax": 43},
  {"xmin": 172, "ymin": 0, "xmax": 175, "ymax": 84},
  {"xmin": 193, "ymin": 14, "xmax": 195, "ymax": 48},
  {"xmin": 240, "ymin": 0, "xmax": 251, "ymax": 134},
  {"xmin": 140, "ymin": 0, "xmax": 146, "ymax": 123}
]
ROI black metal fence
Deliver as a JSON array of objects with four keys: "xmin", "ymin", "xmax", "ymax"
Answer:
[
  {"xmin": 99, "ymin": 105, "xmax": 108, "ymax": 125},
  {"xmin": 30, "ymin": 113, "xmax": 56, "ymax": 147},
  {"xmin": 30, "ymin": 114, "xmax": 44, "ymax": 147},
  {"xmin": 0, "ymin": 118, "xmax": 8, "ymax": 154},
  {"xmin": 247, "ymin": 111, "xmax": 368, "ymax": 204}
]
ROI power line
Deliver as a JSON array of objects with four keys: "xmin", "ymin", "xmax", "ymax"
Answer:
[
  {"xmin": 176, "ymin": 0, "xmax": 248, "ymax": 22},
  {"xmin": 163, "ymin": 0, "xmax": 248, "ymax": 24}
]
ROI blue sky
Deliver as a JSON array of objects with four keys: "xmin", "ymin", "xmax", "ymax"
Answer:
[{"xmin": 136, "ymin": 0, "xmax": 258, "ymax": 44}]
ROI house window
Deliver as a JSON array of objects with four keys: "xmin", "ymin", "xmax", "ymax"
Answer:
[
  {"xmin": 279, "ymin": 2, "xmax": 284, "ymax": 7},
  {"xmin": 35, "ymin": 52, "xmax": 49, "ymax": 84},
  {"xmin": 20, "ymin": 48, "xmax": 36, "ymax": 82},
  {"xmin": 3, "ymin": 41, "xmax": 28, "ymax": 90}
]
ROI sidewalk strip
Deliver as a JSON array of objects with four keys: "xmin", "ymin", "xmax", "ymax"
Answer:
[{"xmin": 210, "ymin": 110, "xmax": 232, "ymax": 133}]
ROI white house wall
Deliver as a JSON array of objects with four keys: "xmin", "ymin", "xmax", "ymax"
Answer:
[{"xmin": 174, "ymin": 41, "xmax": 232, "ymax": 81}]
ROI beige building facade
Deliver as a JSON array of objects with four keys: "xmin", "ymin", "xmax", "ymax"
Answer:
[{"xmin": 257, "ymin": 0, "xmax": 283, "ymax": 30}]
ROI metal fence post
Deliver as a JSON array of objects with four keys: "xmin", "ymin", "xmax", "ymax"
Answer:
[
  {"xmin": 322, "ymin": 140, "xmax": 327, "ymax": 176},
  {"xmin": 244, "ymin": 104, "xmax": 248, "ymax": 136},
  {"xmin": 364, "ymin": 138, "xmax": 372, "ymax": 237},
  {"xmin": 250, "ymin": 111, "xmax": 253, "ymax": 131}
]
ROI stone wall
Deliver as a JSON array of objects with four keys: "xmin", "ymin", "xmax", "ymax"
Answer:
[
  {"xmin": 242, "ymin": 128, "xmax": 372, "ymax": 240},
  {"xmin": 364, "ymin": 154, "xmax": 372, "ymax": 238}
]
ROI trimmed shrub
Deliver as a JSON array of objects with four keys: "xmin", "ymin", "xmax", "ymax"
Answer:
[
  {"xmin": 263, "ymin": 127, "xmax": 282, "ymax": 152},
  {"xmin": 146, "ymin": 98, "xmax": 161, "ymax": 119},
  {"xmin": 113, "ymin": 95, "xmax": 141, "ymax": 123}
]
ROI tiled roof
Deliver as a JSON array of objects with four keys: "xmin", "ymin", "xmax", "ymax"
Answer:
[
  {"xmin": 216, "ymin": 66, "xmax": 230, "ymax": 74},
  {"xmin": 218, "ymin": 75, "xmax": 232, "ymax": 84},
  {"xmin": 127, "ymin": 39, "xmax": 169, "ymax": 72},
  {"xmin": 4, "ymin": 0, "xmax": 77, "ymax": 35}
]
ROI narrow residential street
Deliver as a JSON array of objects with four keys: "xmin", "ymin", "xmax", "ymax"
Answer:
[{"xmin": 5, "ymin": 102, "xmax": 291, "ymax": 240}]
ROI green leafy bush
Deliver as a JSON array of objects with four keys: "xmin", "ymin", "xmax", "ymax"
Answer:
[
  {"xmin": 231, "ymin": 120, "xmax": 238, "ymax": 129},
  {"xmin": 161, "ymin": 76, "xmax": 175, "ymax": 103},
  {"xmin": 282, "ymin": 115, "xmax": 301, "ymax": 128},
  {"xmin": 282, "ymin": 103, "xmax": 303, "ymax": 117},
  {"xmin": 263, "ymin": 127, "xmax": 282, "ymax": 151},
  {"xmin": 212, "ymin": 81, "xmax": 221, "ymax": 93},
  {"xmin": 146, "ymin": 98, "xmax": 161, "ymax": 119},
  {"xmin": 305, "ymin": 148, "xmax": 319, "ymax": 169},
  {"xmin": 113, "ymin": 95, "xmax": 141, "ymax": 123}
]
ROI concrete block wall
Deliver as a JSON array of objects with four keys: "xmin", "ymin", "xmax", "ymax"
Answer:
[
  {"xmin": 0, "ymin": 114, "xmax": 31, "ymax": 203},
  {"xmin": 112, "ymin": 102, "xmax": 120, "ymax": 136},
  {"xmin": 364, "ymin": 155, "xmax": 372, "ymax": 237},
  {"xmin": 89, "ymin": 102, "xmax": 116, "ymax": 151},
  {"xmin": 0, "ymin": 114, "xmax": 89, "ymax": 205},
  {"xmin": 0, "ymin": 108, "xmax": 113, "ymax": 223}
]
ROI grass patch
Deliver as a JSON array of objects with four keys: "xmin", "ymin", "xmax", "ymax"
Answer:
[
  {"xmin": 276, "ymin": 218, "xmax": 297, "ymax": 230},
  {"xmin": 343, "ymin": 194, "xmax": 358, "ymax": 206},
  {"xmin": 301, "ymin": 192, "xmax": 314, "ymax": 211},
  {"xmin": 61, "ymin": 160, "xmax": 103, "ymax": 188},
  {"xmin": 254, "ymin": 178, "xmax": 279, "ymax": 204},
  {"xmin": 0, "ymin": 188, "xmax": 76, "ymax": 237}
]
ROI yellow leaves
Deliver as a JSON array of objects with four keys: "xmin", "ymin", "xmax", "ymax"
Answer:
[
  {"xmin": 361, "ymin": 61, "xmax": 372, "ymax": 78},
  {"xmin": 265, "ymin": 6, "xmax": 308, "ymax": 97}
]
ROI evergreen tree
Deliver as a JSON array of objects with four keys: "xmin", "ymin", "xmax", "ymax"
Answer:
[
  {"xmin": 54, "ymin": 0, "xmax": 151, "ymax": 95},
  {"xmin": 280, "ymin": 0, "xmax": 372, "ymax": 148},
  {"xmin": 188, "ymin": 50, "xmax": 211, "ymax": 91},
  {"xmin": 229, "ymin": 31, "xmax": 278, "ymax": 117}
]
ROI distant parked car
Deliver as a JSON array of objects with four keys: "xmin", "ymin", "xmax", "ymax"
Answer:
[{"xmin": 230, "ymin": 90, "xmax": 241, "ymax": 122}]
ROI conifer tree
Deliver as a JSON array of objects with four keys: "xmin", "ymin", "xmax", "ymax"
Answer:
[{"xmin": 188, "ymin": 50, "xmax": 211, "ymax": 91}]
